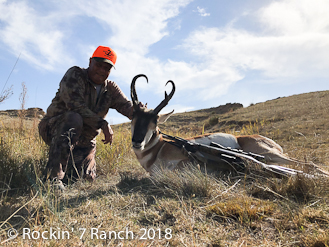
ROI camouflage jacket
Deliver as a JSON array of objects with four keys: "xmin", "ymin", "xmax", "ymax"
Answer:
[{"xmin": 44, "ymin": 66, "xmax": 133, "ymax": 143}]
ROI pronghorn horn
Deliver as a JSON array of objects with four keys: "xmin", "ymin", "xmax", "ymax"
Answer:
[
  {"xmin": 153, "ymin": 80, "xmax": 175, "ymax": 114},
  {"xmin": 131, "ymin": 74, "xmax": 148, "ymax": 110}
]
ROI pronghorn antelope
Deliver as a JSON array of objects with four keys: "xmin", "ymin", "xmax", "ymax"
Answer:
[{"xmin": 130, "ymin": 74, "xmax": 329, "ymax": 176}]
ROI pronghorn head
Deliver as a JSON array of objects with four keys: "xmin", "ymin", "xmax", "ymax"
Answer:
[{"xmin": 130, "ymin": 74, "xmax": 175, "ymax": 150}]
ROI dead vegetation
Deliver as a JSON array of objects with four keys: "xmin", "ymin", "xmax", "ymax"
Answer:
[{"xmin": 0, "ymin": 90, "xmax": 329, "ymax": 246}]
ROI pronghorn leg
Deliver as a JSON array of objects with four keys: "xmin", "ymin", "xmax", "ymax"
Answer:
[
  {"xmin": 236, "ymin": 135, "xmax": 294, "ymax": 165},
  {"xmin": 237, "ymin": 135, "xmax": 329, "ymax": 176}
]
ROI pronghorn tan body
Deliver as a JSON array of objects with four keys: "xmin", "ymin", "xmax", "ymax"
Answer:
[
  {"xmin": 131, "ymin": 75, "xmax": 329, "ymax": 176},
  {"xmin": 188, "ymin": 133, "xmax": 292, "ymax": 165}
]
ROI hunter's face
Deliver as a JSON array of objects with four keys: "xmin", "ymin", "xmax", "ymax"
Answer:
[{"xmin": 88, "ymin": 58, "xmax": 113, "ymax": 85}]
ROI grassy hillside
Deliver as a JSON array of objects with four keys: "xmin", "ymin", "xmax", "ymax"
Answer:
[{"xmin": 0, "ymin": 91, "xmax": 329, "ymax": 246}]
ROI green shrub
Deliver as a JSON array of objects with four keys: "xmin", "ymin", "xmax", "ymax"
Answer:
[{"xmin": 208, "ymin": 116, "xmax": 219, "ymax": 126}]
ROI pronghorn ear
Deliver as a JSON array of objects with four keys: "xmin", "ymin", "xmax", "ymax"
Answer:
[{"xmin": 158, "ymin": 110, "xmax": 174, "ymax": 124}]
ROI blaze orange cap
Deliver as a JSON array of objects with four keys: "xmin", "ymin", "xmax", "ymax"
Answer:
[{"xmin": 91, "ymin": 46, "xmax": 117, "ymax": 67}]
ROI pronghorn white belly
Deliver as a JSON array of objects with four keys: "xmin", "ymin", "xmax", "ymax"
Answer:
[{"xmin": 190, "ymin": 133, "xmax": 241, "ymax": 149}]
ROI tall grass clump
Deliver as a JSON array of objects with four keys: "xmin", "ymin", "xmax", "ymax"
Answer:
[
  {"xmin": 17, "ymin": 82, "xmax": 27, "ymax": 132},
  {"xmin": 269, "ymin": 175, "xmax": 329, "ymax": 203},
  {"xmin": 239, "ymin": 119, "xmax": 264, "ymax": 135},
  {"xmin": 0, "ymin": 83, "xmax": 49, "ymax": 192},
  {"xmin": 150, "ymin": 163, "xmax": 223, "ymax": 198},
  {"xmin": 96, "ymin": 126, "xmax": 135, "ymax": 176},
  {"xmin": 0, "ymin": 117, "xmax": 47, "ymax": 193},
  {"xmin": 207, "ymin": 195, "xmax": 276, "ymax": 225}
]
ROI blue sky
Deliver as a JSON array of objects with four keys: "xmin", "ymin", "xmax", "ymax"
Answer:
[{"xmin": 1, "ymin": 0, "xmax": 328, "ymax": 124}]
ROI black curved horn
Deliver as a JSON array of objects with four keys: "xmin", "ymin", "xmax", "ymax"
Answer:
[
  {"xmin": 153, "ymin": 80, "xmax": 175, "ymax": 114},
  {"xmin": 131, "ymin": 74, "xmax": 148, "ymax": 109}
]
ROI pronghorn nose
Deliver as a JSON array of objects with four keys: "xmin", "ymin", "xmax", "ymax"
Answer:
[{"xmin": 132, "ymin": 142, "xmax": 142, "ymax": 149}]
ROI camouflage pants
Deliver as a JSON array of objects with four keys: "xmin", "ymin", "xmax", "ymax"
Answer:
[{"xmin": 38, "ymin": 111, "xmax": 96, "ymax": 181}]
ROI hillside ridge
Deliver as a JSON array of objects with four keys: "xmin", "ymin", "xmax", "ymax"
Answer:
[{"xmin": 0, "ymin": 107, "xmax": 45, "ymax": 119}]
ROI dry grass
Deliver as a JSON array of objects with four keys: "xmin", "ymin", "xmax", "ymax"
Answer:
[{"xmin": 1, "ymin": 91, "xmax": 329, "ymax": 246}]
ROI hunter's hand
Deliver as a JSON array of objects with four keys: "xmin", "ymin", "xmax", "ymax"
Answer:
[{"xmin": 102, "ymin": 124, "xmax": 114, "ymax": 145}]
